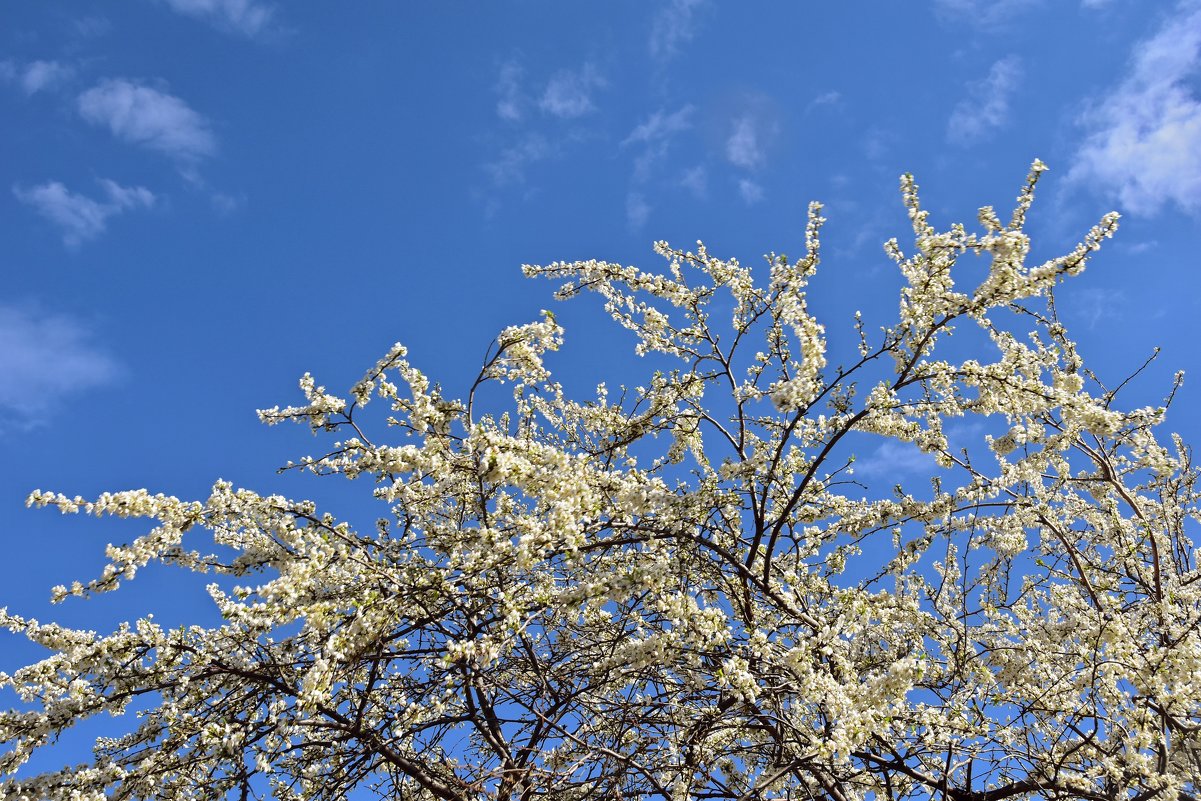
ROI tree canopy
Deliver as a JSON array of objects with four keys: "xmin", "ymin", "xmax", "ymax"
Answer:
[{"xmin": 3, "ymin": 163, "xmax": 1199, "ymax": 801}]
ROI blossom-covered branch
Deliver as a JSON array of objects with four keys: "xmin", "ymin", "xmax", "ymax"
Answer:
[{"xmin": 3, "ymin": 163, "xmax": 1198, "ymax": 801}]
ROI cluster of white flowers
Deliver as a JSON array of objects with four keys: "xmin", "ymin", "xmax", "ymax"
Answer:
[{"xmin": 3, "ymin": 162, "xmax": 1198, "ymax": 801}]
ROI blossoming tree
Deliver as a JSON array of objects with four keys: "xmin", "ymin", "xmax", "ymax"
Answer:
[{"xmin": 3, "ymin": 163, "xmax": 1199, "ymax": 801}]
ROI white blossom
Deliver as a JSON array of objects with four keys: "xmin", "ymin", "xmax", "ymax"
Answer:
[{"xmin": 3, "ymin": 163, "xmax": 1198, "ymax": 801}]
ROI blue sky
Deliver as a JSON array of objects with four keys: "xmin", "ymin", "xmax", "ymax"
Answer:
[{"xmin": 2, "ymin": 0, "xmax": 1200, "ymax": 777}]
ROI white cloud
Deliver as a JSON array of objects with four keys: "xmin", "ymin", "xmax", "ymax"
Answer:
[
  {"xmin": 946, "ymin": 56, "xmax": 1023, "ymax": 145},
  {"xmin": 0, "ymin": 60, "xmax": 74, "ymax": 95},
  {"xmin": 1069, "ymin": 0, "xmax": 1201, "ymax": 216},
  {"xmin": 854, "ymin": 439, "xmax": 937, "ymax": 481},
  {"xmin": 933, "ymin": 0, "xmax": 1039, "ymax": 25},
  {"xmin": 621, "ymin": 107, "xmax": 698, "ymax": 228},
  {"xmin": 680, "ymin": 165, "xmax": 707, "ymax": 198},
  {"xmin": 13, "ymin": 179, "xmax": 155, "ymax": 248},
  {"xmin": 805, "ymin": 90, "xmax": 841, "ymax": 113},
  {"xmin": 738, "ymin": 178, "xmax": 764, "ymax": 205},
  {"xmin": 627, "ymin": 192, "xmax": 651, "ymax": 229},
  {"xmin": 726, "ymin": 115, "xmax": 764, "ymax": 169},
  {"xmin": 862, "ymin": 127, "xmax": 891, "ymax": 162},
  {"xmin": 624, "ymin": 106, "xmax": 694, "ymax": 146},
  {"xmin": 485, "ymin": 134, "xmax": 551, "ymax": 186},
  {"xmin": 210, "ymin": 190, "xmax": 245, "ymax": 215},
  {"xmin": 23, "ymin": 60, "xmax": 73, "ymax": 94},
  {"xmin": 78, "ymin": 79, "xmax": 216, "ymax": 162},
  {"xmin": 855, "ymin": 422, "xmax": 989, "ymax": 481},
  {"xmin": 1065, "ymin": 287, "xmax": 1127, "ymax": 328},
  {"xmin": 539, "ymin": 64, "xmax": 605, "ymax": 119},
  {"xmin": 495, "ymin": 59, "xmax": 524, "ymax": 121},
  {"xmin": 649, "ymin": 0, "xmax": 706, "ymax": 61},
  {"xmin": 0, "ymin": 304, "xmax": 122, "ymax": 431},
  {"xmin": 74, "ymin": 16, "xmax": 113, "ymax": 37},
  {"xmin": 160, "ymin": 0, "xmax": 276, "ymax": 37},
  {"xmin": 624, "ymin": 105, "xmax": 694, "ymax": 180}
]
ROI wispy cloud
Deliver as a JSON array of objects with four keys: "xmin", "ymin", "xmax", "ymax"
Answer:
[
  {"xmin": 624, "ymin": 105, "xmax": 694, "ymax": 180},
  {"xmin": 621, "ymin": 107, "xmax": 696, "ymax": 228},
  {"xmin": 13, "ymin": 179, "xmax": 156, "ymax": 248},
  {"xmin": 1123, "ymin": 239, "xmax": 1158, "ymax": 255},
  {"xmin": 933, "ymin": 0, "xmax": 1039, "ymax": 26},
  {"xmin": 649, "ymin": 0, "xmax": 707, "ymax": 61},
  {"xmin": 854, "ymin": 439, "xmax": 938, "ymax": 481},
  {"xmin": 78, "ymin": 79, "xmax": 216, "ymax": 162},
  {"xmin": 1068, "ymin": 0, "xmax": 1201, "ymax": 216},
  {"xmin": 495, "ymin": 59, "xmax": 525, "ymax": 121},
  {"xmin": 496, "ymin": 59, "xmax": 606, "ymax": 122},
  {"xmin": 679, "ymin": 165, "xmax": 707, "ymax": 198},
  {"xmin": 485, "ymin": 134, "xmax": 552, "ymax": 186},
  {"xmin": 0, "ymin": 303, "xmax": 123, "ymax": 432},
  {"xmin": 74, "ymin": 16, "xmax": 113, "ymax": 38},
  {"xmin": 1065, "ymin": 287, "xmax": 1127, "ymax": 329},
  {"xmin": 626, "ymin": 191, "xmax": 651, "ymax": 229},
  {"xmin": 856, "ymin": 422, "xmax": 985, "ymax": 481},
  {"xmin": 738, "ymin": 178, "xmax": 764, "ymax": 205},
  {"xmin": 210, "ymin": 190, "xmax": 245, "ymax": 215},
  {"xmin": 726, "ymin": 114, "xmax": 765, "ymax": 169},
  {"xmin": 862, "ymin": 127, "xmax": 891, "ymax": 162},
  {"xmin": 624, "ymin": 106, "xmax": 694, "ymax": 147},
  {"xmin": 805, "ymin": 90, "xmax": 841, "ymax": 114},
  {"xmin": 159, "ymin": 0, "xmax": 276, "ymax": 37},
  {"xmin": 947, "ymin": 56, "xmax": 1022, "ymax": 145},
  {"xmin": 0, "ymin": 59, "xmax": 74, "ymax": 95},
  {"xmin": 481, "ymin": 60, "xmax": 606, "ymax": 211},
  {"xmin": 538, "ymin": 64, "xmax": 605, "ymax": 119}
]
